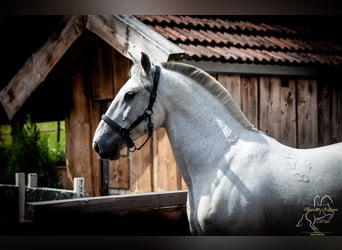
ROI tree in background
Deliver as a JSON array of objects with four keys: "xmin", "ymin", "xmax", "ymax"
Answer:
[{"xmin": 5, "ymin": 115, "xmax": 59, "ymax": 187}]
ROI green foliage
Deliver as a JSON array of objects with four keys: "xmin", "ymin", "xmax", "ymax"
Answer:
[
  {"xmin": 0, "ymin": 124, "xmax": 11, "ymax": 148},
  {"xmin": 5, "ymin": 115, "xmax": 59, "ymax": 187},
  {"xmin": 48, "ymin": 142, "xmax": 66, "ymax": 166}
]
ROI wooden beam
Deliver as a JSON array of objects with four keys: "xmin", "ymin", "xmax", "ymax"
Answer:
[
  {"xmin": 26, "ymin": 190, "xmax": 188, "ymax": 221},
  {"xmin": 85, "ymin": 15, "xmax": 184, "ymax": 64},
  {"xmin": 180, "ymin": 60, "xmax": 341, "ymax": 77},
  {"xmin": 0, "ymin": 16, "xmax": 85, "ymax": 120}
]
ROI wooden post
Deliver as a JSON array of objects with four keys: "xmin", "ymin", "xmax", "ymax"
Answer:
[
  {"xmin": 15, "ymin": 172, "xmax": 25, "ymax": 223},
  {"xmin": 27, "ymin": 173, "xmax": 38, "ymax": 188},
  {"xmin": 73, "ymin": 177, "xmax": 85, "ymax": 198}
]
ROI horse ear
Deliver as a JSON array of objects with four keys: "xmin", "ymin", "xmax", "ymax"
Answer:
[{"xmin": 141, "ymin": 52, "xmax": 151, "ymax": 76}]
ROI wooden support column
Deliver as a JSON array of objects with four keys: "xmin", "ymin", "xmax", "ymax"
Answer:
[{"xmin": 65, "ymin": 54, "xmax": 99, "ymax": 196}]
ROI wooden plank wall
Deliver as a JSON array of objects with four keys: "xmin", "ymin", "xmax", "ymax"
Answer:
[
  {"xmin": 65, "ymin": 39, "xmax": 342, "ymax": 196},
  {"xmin": 216, "ymin": 74, "xmax": 342, "ymax": 148}
]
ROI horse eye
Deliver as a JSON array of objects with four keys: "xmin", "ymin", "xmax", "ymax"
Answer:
[{"xmin": 124, "ymin": 91, "xmax": 136, "ymax": 100}]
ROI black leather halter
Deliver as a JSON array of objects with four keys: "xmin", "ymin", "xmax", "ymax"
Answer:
[{"xmin": 101, "ymin": 65, "xmax": 161, "ymax": 153}]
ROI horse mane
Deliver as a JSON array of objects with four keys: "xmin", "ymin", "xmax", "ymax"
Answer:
[{"xmin": 161, "ymin": 62, "xmax": 257, "ymax": 131}]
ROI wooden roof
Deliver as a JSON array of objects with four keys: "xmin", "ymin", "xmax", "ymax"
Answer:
[{"xmin": 137, "ymin": 15, "xmax": 342, "ymax": 66}]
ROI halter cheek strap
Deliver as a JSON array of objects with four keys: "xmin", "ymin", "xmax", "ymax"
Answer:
[{"xmin": 101, "ymin": 65, "xmax": 161, "ymax": 153}]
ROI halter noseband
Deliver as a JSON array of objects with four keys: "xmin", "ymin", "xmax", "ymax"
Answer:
[{"xmin": 101, "ymin": 65, "xmax": 161, "ymax": 153}]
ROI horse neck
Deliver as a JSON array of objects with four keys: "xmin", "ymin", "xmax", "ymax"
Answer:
[{"xmin": 158, "ymin": 70, "xmax": 254, "ymax": 188}]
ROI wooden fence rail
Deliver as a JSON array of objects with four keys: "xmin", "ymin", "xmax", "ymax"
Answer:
[{"xmin": 25, "ymin": 189, "xmax": 189, "ymax": 235}]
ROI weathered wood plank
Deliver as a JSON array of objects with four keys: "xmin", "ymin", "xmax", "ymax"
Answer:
[
  {"xmin": 65, "ymin": 56, "xmax": 95, "ymax": 196},
  {"xmin": 88, "ymin": 99, "xmax": 101, "ymax": 196},
  {"xmin": 88, "ymin": 40, "xmax": 121, "ymax": 195},
  {"xmin": 91, "ymin": 38, "xmax": 115, "ymax": 101},
  {"xmin": 331, "ymin": 80, "xmax": 342, "ymax": 143},
  {"xmin": 0, "ymin": 16, "xmax": 84, "ymax": 120},
  {"xmin": 131, "ymin": 137, "xmax": 153, "ymax": 193},
  {"xmin": 154, "ymin": 128, "xmax": 179, "ymax": 192},
  {"xmin": 85, "ymin": 15, "xmax": 184, "ymax": 64},
  {"xmin": 260, "ymin": 76, "xmax": 281, "ymax": 139},
  {"xmin": 183, "ymin": 59, "xmax": 329, "ymax": 77},
  {"xmin": 317, "ymin": 80, "xmax": 332, "ymax": 146},
  {"xmin": 280, "ymin": 79, "xmax": 297, "ymax": 147},
  {"xmin": 259, "ymin": 77, "xmax": 297, "ymax": 147},
  {"xmin": 218, "ymin": 74, "xmax": 241, "ymax": 107},
  {"xmin": 241, "ymin": 76, "xmax": 258, "ymax": 128},
  {"xmin": 26, "ymin": 190, "xmax": 188, "ymax": 217},
  {"xmin": 113, "ymin": 49, "xmax": 132, "ymax": 94},
  {"xmin": 297, "ymin": 79, "xmax": 318, "ymax": 148},
  {"xmin": 109, "ymin": 151, "xmax": 130, "ymax": 189},
  {"xmin": 25, "ymin": 190, "xmax": 189, "ymax": 235}
]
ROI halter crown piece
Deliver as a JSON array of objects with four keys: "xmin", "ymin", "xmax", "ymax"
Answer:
[{"xmin": 101, "ymin": 65, "xmax": 161, "ymax": 154}]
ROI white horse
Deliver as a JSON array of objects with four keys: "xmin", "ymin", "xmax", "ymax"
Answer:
[{"xmin": 92, "ymin": 52, "xmax": 342, "ymax": 235}]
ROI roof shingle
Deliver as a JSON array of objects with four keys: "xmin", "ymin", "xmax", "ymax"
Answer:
[{"xmin": 136, "ymin": 15, "xmax": 342, "ymax": 66}]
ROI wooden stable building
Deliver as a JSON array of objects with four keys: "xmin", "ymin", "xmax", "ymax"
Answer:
[{"xmin": 1, "ymin": 15, "xmax": 341, "ymax": 197}]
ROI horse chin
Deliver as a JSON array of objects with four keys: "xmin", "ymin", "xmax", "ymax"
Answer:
[
  {"xmin": 107, "ymin": 143, "xmax": 122, "ymax": 160},
  {"xmin": 109, "ymin": 151, "xmax": 121, "ymax": 161},
  {"xmin": 96, "ymin": 149, "xmax": 120, "ymax": 161}
]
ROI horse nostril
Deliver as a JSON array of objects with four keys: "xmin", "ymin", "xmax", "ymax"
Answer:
[{"xmin": 93, "ymin": 141, "xmax": 100, "ymax": 154}]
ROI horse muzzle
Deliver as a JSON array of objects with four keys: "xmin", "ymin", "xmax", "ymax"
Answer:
[{"xmin": 92, "ymin": 139, "xmax": 121, "ymax": 160}]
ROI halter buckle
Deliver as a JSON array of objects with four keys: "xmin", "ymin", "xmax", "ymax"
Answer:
[
  {"xmin": 128, "ymin": 145, "xmax": 137, "ymax": 152},
  {"xmin": 145, "ymin": 109, "xmax": 153, "ymax": 116}
]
